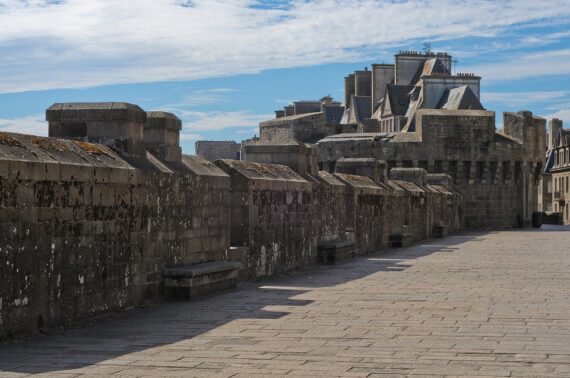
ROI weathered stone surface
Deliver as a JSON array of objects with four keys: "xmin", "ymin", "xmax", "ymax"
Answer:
[
  {"xmin": 144, "ymin": 111, "xmax": 182, "ymax": 162},
  {"xmin": 47, "ymin": 102, "xmax": 148, "ymax": 157},
  {"xmin": 336, "ymin": 158, "xmax": 388, "ymax": 184},
  {"xmin": 196, "ymin": 140, "xmax": 241, "ymax": 161},
  {"xmin": 0, "ymin": 132, "xmax": 231, "ymax": 338},
  {"xmin": 390, "ymin": 167, "xmax": 427, "ymax": 187}
]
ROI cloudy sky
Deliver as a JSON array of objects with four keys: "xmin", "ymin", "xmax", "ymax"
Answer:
[{"xmin": 1, "ymin": 0, "xmax": 570, "ymax": 153}]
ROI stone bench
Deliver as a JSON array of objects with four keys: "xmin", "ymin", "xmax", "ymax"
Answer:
[
  {"xmin": 317, "ymin": 240, "xmax": 356, "ymax": 264},
  {"xmin": 163, "ymin": 261, "xmax": 242, "ymax": 300},
  {"xmin": 389, "ymin": 233, "xmax": 415, "ymax": 249},
  {"xmin": 433, "ymin": 223, "xmax": 449, "ymax": 238}
]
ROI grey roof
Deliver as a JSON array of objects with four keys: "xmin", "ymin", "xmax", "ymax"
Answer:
[
  {"xmin": 408, "ymin": 57, "xmax": 452, "ymax": 86},
  {"xmin": 322, "ymin": 105, "xmax": 345, "ymax": 124},
  {"xmin": 386, "ymin": 85, "xmax": 415, "ymax": 116},
  {"xmin": 352, "ymin": 96, "xmax": 372, "ymax": 123},
  {"xmin": 438, "ymin": 86, "xmax": 484, "ymax": 110}
]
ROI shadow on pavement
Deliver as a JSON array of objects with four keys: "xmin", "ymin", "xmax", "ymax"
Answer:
[{"xmin": 0, "ymin": 232, "xmax": 488, "ymax": 375}]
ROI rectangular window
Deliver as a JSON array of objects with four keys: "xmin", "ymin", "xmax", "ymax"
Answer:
[
  {"xmin": 463, "ymin": 161, "xmax": 472, "ymax": 182},
  {"xmin": 449, "ymin": 161, "xmax": 458, "ymax": 184},
  {"xmin": 502, "ymin": 161, "xmax": 511, "ymax": 184},
  {"xmin": 489, "ymin": 161, "xmax": 498, "ymax": 184},
  {"xmin": 477, "ymin": 161, "xmax": 485, "ymax": 184},
  {"xmin": 514, "ymin": 161, "xmax": 522, "ymax": 183},
  {"xmin": 434, "ymin": 160, "xmax": 443, "ymax": 173}
]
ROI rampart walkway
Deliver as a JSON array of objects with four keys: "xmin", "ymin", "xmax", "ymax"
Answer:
[{"xmin": 1, "ymin": 227, "xmax": 570, "ymax": 377}]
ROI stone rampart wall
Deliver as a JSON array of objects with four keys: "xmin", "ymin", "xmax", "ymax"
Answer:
[
  {"xmin": 0, "ymin": 133, "xmax": 230, "ymax": 337},
  {"xmin": 216, "ymin": 160, "xmax": 463, "ymax": 280}
]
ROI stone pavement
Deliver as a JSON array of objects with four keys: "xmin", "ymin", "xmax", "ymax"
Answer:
[{"xmin": 1, "ymin": 227, "xmax": 570, "ymax": 377}]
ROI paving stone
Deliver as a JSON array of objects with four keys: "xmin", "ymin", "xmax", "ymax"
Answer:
[{"xmin": 1, "ymin": 228, "xmax": 570, "ymax": 376}]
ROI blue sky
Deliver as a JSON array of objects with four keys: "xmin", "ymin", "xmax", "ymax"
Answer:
[{"xmin": 1, "ymin": 0, "xmax": 570, "ymax": 154}]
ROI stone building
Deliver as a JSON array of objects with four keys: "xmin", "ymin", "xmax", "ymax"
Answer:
[
  {"xmin": 253, "ymin": 50, "xmax": 547, "ymax": 229},
  {"xmin": 259, "ymin": 96, "xmax": 345, "ymax": 144},
  {"xmin": 318, "ymin": 51, "xmax": 483, "ymax": 134},
  {"xmin": 196, "ymin": 140, "xmax": 241, "ymax": 161},
  {"xmin": 317, "ymin": 110, "xmax": 545, "ymax": 229},
  {"xmin": 547, "ymin": 118, "xmax": 570, "ymax": 223}
]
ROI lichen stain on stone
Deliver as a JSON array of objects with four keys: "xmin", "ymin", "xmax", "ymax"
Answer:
[
  {"xmin": 74, "ymin": 141, "xmax": 108, "ymax": 155},
  {"xmin": 0, "ymin": 133, "xmax": 23, "ymax": 147},
  {"xmin": 27, "ymin": 135, "xmax": 69, "ymax": 152}
]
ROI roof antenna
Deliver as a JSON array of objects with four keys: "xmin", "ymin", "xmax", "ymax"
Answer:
[
  {"xmin": 423, "ymin": 42, "xmax": 432, "ymax": 54},
  {"xmin": 452, "ymin": 58, "xmax": 459, "ymax": 75}
]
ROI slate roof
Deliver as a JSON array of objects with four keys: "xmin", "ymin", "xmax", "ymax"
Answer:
[
  {"xmin": 409, "ymin": 57, "xmax": 451, "ymax": 86},
  {"xmin": 438, "ymin": 85, "xmax": 484, "ymax": 111},
  {"xmin": 385, "ymin": 85, "xmax": 415, "ymax": 116},
  {"xmin": 351, "ymin": 95, "xmax": 372, "ymax": 123},
  {"xmin": 322, "ymin": 105, "xmax": 345, "ymax": 125}
]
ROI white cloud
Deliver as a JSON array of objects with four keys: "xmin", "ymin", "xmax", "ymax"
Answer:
[
  {"xmin": 1, "ymin": 0, "xmax": 570, "ymax": 92},
  {"xmin": 520, "ymin": 31, "xmax": 570, "ymax": 46},
  {"xmin": 545, "ymin": 109, "xmax": 570, "ymax": 124},
  {"xmin": 168, "ymin": 88, "xmax": 240, "ymax": 107},
  {"xmin": 0, "ymin": 114, "xmax": 47, "ymax": 136},
  {"xmin": 172, "ymin": 109, "xmax": 271, "ymax": 132},
  {"xmin": 483, "ymin": 91, "xmax": 569, "ymax": 106},
  {"xmin": 179, "ymin": 132, "xmax": 202, "ymax": 141},
  {"xmin": 465, "ymin": 48, "xmax": 570, "ymax": 82}
]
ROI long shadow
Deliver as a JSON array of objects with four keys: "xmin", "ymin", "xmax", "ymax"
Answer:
[{"xmin": 0, "ymin": 231, "xmax": 489, "ymax": 374}]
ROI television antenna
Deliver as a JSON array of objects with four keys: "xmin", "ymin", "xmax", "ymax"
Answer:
[
  {"xmin": 423, "ymin": 42, "xmax": 432, "ymax": 54},
  {"xmin": 452, "ymin": 58, "xmax": 459, "ymax": 74}
]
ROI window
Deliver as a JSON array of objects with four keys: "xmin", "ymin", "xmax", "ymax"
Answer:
[
  {"xmin": 477, "ymin": 161, "xmax": 485, "ymax": 184},
  {"xmin": 514, "ymin": 161, "xmax": 522, "ymax": 183},
  {"xmin": 449, "ymin": 161, "xmax": 458, "ymax": 184},
  {"xmin": 434, "ymin": 160, "xmax": 443, "ymax": 173},
  {"xmin": 489, "ymin": 161, "xmax": 498, "ymax": 184},
  {"xmin": 502, "ymin": 161, "xmax": 511, "ymax": 184},
  {"xmin": 463, "ymin": 161, "xmax": 472, "ymax": 182}
]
